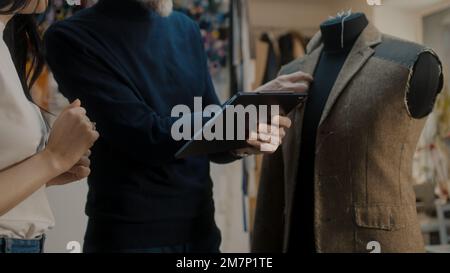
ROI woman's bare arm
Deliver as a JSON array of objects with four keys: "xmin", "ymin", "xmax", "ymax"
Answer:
[
  {"xmin": 0, "ymin": 100, "xmax": 99, "ymax": 216},
  {"xmin": 0, "ymin": 150, "xmax": 63, "ymax": 216}
]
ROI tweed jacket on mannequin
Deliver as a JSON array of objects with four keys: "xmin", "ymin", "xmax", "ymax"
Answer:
[{"xmin": 252, "ymin": 23, "xmax": 444, "ymax": 253}]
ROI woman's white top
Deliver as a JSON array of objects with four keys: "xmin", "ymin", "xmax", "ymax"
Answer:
[{"xmin": 0, "ymin": 21, "xmax": 55, "ymax": 239}]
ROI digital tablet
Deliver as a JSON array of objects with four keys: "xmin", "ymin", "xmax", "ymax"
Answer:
[{"xmin": 175, "ymin": 91, "xmax": 307, "ymax": 159}]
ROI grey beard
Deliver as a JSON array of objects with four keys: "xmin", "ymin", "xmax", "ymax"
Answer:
[{"xmin": 135, "ymin": 0, "xmax": 173, "ymax": 17}]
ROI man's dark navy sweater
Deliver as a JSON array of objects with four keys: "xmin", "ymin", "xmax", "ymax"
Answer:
[{"xmin": 44, "ymin": 0, "xmax": 227, "ymax": 249}]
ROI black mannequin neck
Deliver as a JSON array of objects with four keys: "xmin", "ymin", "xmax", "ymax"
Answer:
[{"xmin": 320, "ymin": 13, "xmax": 368, "ymax": 53}]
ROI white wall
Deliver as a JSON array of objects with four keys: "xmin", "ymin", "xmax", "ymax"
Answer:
[
  {"xmin": 371, "ymin": 0, "xmax": 450, "ymax": 43},
  {"xmin": 211, "ymin": 161, "xmax": 249, "ymax": 252},
  {"xmin": 372, "ymin": 4, "xmax": 420, "ymax": 42},
  {"xmin": 45, "ymin": 182, "xmax": 88, "ymax": 253},
  {"xmin": 423, "ymin": 6, "xmax": 450, "ymax": 60},
  {"xmin": 248, "ymin": 0, "xmax": 443, "ymax": 43},
  {"xmin": 248, "ymin": 0, "xmax": 373, "ymax": 37}
]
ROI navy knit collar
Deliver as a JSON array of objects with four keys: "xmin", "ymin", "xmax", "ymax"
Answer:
[{"xmin": 95, "ymin": 0, "xmax": 157, "ymax": 22}]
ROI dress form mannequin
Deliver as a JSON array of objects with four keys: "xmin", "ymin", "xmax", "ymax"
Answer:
[
  {"xmin": 288, "ymin": 12, "xmax": 442, "ymax": 253},
  {"xmin": 288, "ymin": 12, "xmax": 368, "ymax": 253}
]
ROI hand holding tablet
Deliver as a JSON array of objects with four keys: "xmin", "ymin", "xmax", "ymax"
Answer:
[{"xmin": 175, "ymin": 91, "xmax": 308, "ymax": 158}]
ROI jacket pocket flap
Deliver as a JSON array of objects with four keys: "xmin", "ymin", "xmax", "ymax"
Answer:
[{"xmin": 354, "ymin": 205, "xmax": 410, "ymax": 231}]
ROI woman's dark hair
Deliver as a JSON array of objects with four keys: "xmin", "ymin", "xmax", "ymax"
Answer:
[{"xmin": 0, "ymin": 0, "xmax": 46, "ymax": 100}]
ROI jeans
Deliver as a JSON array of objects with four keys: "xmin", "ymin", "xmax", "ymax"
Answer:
[{"xmin": 0, "ymin": 235, "xmax": 45, "ymax": 253}]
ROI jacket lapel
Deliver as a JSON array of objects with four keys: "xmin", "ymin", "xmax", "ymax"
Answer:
[
  {"xmin": 281, "ymin": 24, "xmax": 382, "ymax": 250},
  {"xmin": 319, "ymin": 24, "xmax": 382, "ymax": 126}
]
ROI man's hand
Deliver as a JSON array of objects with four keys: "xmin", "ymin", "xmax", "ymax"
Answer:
[
  {"xmin": 47, "ymin": 150, "xmax": 92, "ymax": 187},
  {"xmin": 231, "ymin": 71, "xmax": 311, "ymax": 157},
  {"xmin": 233, "ymin": 115, "xmax": 292, "ymax": 157},
  {"xmin": 255, "ymin": 71, "xmax": 313, "ymax": 93}
]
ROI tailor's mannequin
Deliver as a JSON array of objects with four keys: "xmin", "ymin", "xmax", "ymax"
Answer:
[{"xmin": 288, "ymin": 12, "xmax": 442, "ymax": 253}]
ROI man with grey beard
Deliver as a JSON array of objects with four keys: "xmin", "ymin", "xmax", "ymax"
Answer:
[
  {"xmin": 136, "ymin": 0, "xmax": 173, "ymax": 17},
  {"xmin": 44, "ymin": 0, "xmax": 312, "ymax": 253}
]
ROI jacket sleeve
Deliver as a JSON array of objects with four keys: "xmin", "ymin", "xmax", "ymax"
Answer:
[
  {"xmin": 251, "ymin": 147, "xmax": 286, "ymax": 253},
  {"xmin": 44, "ymin": 25, "xmax": 189, "ymax": 166}
]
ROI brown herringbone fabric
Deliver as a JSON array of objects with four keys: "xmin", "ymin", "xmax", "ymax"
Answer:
[{"xmin": 252, "ymin": 24, "xmax": 443, "ymax": 253}]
